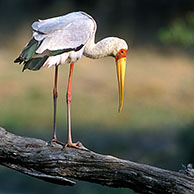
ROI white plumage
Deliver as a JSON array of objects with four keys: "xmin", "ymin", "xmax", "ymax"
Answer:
[
  {"xmin": 32, "ymin": 11, "xmax": 96, "ymax": 67},
  {"xmin": 30, "ymin": 11, "xmax": 128, "ymax": 68}
]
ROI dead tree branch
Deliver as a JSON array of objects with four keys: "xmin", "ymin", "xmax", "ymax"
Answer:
[{"xmin": 0, "ymin": 127, "xmax": 194, "ymax": 194}]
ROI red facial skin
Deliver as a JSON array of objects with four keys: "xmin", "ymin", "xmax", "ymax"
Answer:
[{"xmin": 115, "ymin": 49, "xmax": 127, "ymax": 61}]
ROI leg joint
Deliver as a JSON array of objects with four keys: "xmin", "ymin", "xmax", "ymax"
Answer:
[
  {"xmin": 53, "ymin": 88, "xmax": 58, "ymax": 98},
  {"xmin": 66, "ymin": 92, "xmax": 72, "ymax": 103}
]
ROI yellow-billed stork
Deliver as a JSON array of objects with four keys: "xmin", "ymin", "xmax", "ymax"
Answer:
[{"xmin": 14, "ymin": 11, "xmax": 128, "ymax": 148}]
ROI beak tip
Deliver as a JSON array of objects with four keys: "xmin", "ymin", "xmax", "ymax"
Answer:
[{"xmin": 118, "ymin": 106, "xmax": 123, "ymax": 113}]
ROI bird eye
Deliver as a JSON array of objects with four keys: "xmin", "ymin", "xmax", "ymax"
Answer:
[{"xmin": 120, "ymin": 50, "xmax": 124, "ymax": 54}]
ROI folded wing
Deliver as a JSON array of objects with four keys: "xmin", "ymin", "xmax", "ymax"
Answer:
[{"xmin": 14, "ymin": 11, "xmax": 95, "ymax": 71}]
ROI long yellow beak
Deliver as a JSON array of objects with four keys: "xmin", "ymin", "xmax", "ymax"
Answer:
[{"xmin": 116, "ymin": 57, "xmax": 126, "ymax": 112}]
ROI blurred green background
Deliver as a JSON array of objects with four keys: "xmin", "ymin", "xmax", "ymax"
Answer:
[{"xmin": 1, "ymin": 0, "xmax": 194, "ymax": 193}]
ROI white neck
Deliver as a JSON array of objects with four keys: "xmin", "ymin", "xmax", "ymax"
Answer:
[{"xmin": 83, "ymin": 37, "xmax": 120, "ymax": 59}]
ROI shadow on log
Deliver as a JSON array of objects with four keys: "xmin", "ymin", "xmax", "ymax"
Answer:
[{"xmin": 0, "ymin": 127, "xmax": 194, "ymax": 194}]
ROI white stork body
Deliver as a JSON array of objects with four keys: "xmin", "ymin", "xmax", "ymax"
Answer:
[
  {"xmin": 33, "ymin": 12, "xmax": 95, "ymax": 67},
  {"xmin": 15, "ymin": 11, "xmax": 128, "ymax": 148}
]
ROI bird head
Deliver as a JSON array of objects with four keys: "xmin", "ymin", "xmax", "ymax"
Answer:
[{"xmin": 113, "ymin": 39, "xmax": 128, "ymax": 112}]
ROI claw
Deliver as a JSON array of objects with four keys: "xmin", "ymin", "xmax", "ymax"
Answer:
[
  {"xmin": 65, "ymin": 141, "xmax": 88, "ymax": 151},
  {"xmin": 50, "ymin": 138, "xmax": 66, "ymax": 147}
]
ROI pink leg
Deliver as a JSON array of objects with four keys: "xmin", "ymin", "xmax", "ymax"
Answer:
[
  {"xmin": 52, "ymin": 65, "xmax": 58, "ymax": 141},
  {"xmin": 51, "ymin": 66, "xmax": 65, "ymax": 146},
  {"xmin": 65, "ymin": 63, "xmax": 79, "ymax": 148}
]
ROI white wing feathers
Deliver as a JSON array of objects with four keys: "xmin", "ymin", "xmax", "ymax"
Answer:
[
  {"xmin": 32, "ymin": 11, "xmax": 95, "ymax": 54},
  {"xmin": 32, "ymin": 12, "xmax": 89, "ymax": 34}
]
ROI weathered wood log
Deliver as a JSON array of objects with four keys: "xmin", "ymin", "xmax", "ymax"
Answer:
[{"xmin": 0, "ymin": 127, "xmax": 194, "ymax": 194}]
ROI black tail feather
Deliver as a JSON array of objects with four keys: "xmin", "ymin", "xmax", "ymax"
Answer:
[
  {"xmin": 14, "ymin": 57, "xmax": 23, "ymax": 64},
  {"xmin": 22, "ymin": 56, "xmax": 49, "ymax": 72}
]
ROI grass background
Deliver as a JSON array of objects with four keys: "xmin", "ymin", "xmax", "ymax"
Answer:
[{"xmin": 1, "ymin": 42, "xmax": 194, "ymax": 132}]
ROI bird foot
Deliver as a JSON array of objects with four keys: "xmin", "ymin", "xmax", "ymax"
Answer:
[
  {"xmin": 65, "ymin": 141, "xmax": 88, "ymax": 151},
  {"xmin": 49, "ymin": 138, "xmax": 66, "ymax": 147},
  {"xmin": 49, "ymin": 139, "xmax": 88, "ymax": 151}
]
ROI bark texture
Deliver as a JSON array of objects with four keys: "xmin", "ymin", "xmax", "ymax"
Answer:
[{"xmin": 0, "ymin": 127, "xmax": 194, "ymax": 194}]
